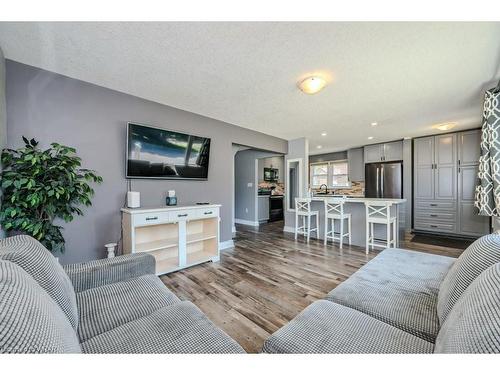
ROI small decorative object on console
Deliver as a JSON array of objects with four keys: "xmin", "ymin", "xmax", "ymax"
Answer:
[
  {"xmin": 127, "ymin": 191, "xmax": 141, "ymax": 208},
  {"xmin": 166, "ymin": 190, "xmax": 177, "ymax": 206}
]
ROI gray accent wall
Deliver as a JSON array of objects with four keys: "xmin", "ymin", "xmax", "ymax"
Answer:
[
  {"xmin": 0, "ymin": 48, "xmax": 6, "ymax": 238},
  {"xmin": 5, "ymin": 60, "xmax": 287, "ymax": 263}
]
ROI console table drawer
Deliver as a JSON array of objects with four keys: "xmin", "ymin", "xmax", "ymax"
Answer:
[
  {"xmin": 193, "ymin": 208, "xmax": 219, "ymax": 219},
  {"xmin": 171, "ymin": 210, "xmax": 197, "ymax": 221},
  {"xmin": 133, "ymin": 212, "xmax": 171, "ymax": 226}
]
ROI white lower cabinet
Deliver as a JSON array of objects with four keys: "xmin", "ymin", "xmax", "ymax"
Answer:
[{"xmin": 121, "ymin": 205, "xmax": 221, "ymax": 275}]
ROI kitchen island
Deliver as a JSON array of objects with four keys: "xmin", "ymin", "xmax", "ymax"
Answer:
[{"xmin": 305, "ymin": 196, "xmax": 407, "ymax": 248}]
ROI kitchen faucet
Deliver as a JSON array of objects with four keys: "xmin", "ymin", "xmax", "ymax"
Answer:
[{"xmin": 319, "ymin": 184, "xmax": 328, "ymax": 195}]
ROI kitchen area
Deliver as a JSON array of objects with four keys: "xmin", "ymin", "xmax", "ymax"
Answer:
[
  {"xmin": 307, "ymin": 142, "xmax": 408, "ymax": 248},
  {"xmin": 299, "ymin": 128, "xmax": 490, "ymax": 249},
  {"xmin": 257, "ymin": 156, "xmax": 285, "ymax": 224}
]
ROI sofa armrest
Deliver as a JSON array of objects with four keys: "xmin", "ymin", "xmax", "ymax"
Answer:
[{"xmin": 63, "ymin": 253, "xmax": 156, "ymax": 292}]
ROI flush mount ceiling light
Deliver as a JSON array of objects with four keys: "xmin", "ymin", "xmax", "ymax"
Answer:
[
  {"xmin": 368, "ymin": 136, "xmax": 374, "ymax": 140},
  {"xmin": 371, "ymin": 122, "xmax": 378, "ymax": 127},
  {"xmin": 316, "ymin": 145, "xmax": 323, "ymax": 149},
  {"xmin": 321, "ymin": 132, "xmax": 327, "ymax": 136},
  {"xmin": 432, "ymin": 122, "xmax": 457, "ymax": 131},
  {"xmin": 298, "ymin": 76, "xmax": 327, "ymax": 94}
]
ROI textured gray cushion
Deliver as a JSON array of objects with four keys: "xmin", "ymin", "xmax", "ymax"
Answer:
[
  {"xmin": 81, "ymin": 301, "xmax": 245, "ymax": 353},
  {"xmin": 262, "ymin": 300, "xmax": 434, "ymax": 354},
  {"xmin": 77, "ymin": 274, "xmax": 180, "ymax": 342},
  {"xmin": 325, "ymin": 248, "xmax": 454, "ymax": 342},
  {"xmin": 0, "ymin": 260, "xmax": 81, "ymax": 353},
  {"xmin": 437, "ymin": 234, "xmax": 500, "ymax": 324},
  {"xmin": 0, "ymin": 235, "xmax": 78, "ymax": 330},
  {"xmin": 63, "ymin": 253, "xmax": 155, "ymax": 293},
  {"xmin": 435, "ymin": 263, "xmax": 500, "ymax": 353}
]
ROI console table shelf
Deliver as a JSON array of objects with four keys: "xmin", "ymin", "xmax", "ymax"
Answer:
[
  {"xmin": 186, "ymin": 233, "xmax": 218, "ymax": 244},
  {"xmin": 135, "ymin": 238, "xmax": 179, "ymax": 252},
  {"xmin": 121, "ymin": 205, "xmax": 221, "ymax": 275}
]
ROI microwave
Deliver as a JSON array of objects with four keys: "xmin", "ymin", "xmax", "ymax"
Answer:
[{"xmin": 264, "ymin": 167, "xmax": 279, "ymax": 182}]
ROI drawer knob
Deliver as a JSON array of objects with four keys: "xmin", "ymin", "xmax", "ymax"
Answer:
[
  {"xmin": 430, "ymin": 225, "xmax": 438, "ymax": 228},
  {"xmin": 204, "ymin": 211, "xmax": 213, "ymax": 215},
  {"xmin": 145, "ymin": 216, "xmax": 158, "ymax": 221},
  {"xmin": 430, "ymin": 214, "xmax": 437, "ymax": 217},
  {"xmin": 178, "ymin": 213, "xmax": 188, "ymax": 217}
]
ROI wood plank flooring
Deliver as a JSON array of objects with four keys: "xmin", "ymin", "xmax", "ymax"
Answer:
[{"xmin": 161, "ymin": 220, "xmax": 464, "ymax": 353}]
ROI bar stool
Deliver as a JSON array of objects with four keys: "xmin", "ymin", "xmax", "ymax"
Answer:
[
  {"xmin": 294, "ymin": 198, "xmax": 319, "ymax": 243},
  {"xmin": 364, "ymin": 201, "xmax": 397, "ymax": 254},
  {"xmin": 324, "ymin": 197, "xmax": 351, "ymax": 249}
]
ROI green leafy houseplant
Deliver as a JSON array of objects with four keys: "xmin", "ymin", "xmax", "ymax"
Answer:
[{"xmin": 0, "ymin": 137, "xmax": 103, "ymax": 252}]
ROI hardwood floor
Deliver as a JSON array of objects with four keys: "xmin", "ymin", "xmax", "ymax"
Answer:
[{"xmin": 161, "ymin": 220, "xmax": 464, "ymax": 353}]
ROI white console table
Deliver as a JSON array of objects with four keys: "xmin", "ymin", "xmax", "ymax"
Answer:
[{"xmin": 121, "ymin": 204, "xmax": 221, "ymax": 275}]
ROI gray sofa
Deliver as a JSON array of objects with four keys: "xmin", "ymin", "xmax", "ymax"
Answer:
[
  {"xmin": 262, "ymin": 234, "xmax": 500, "ymax": 353},
  {"xmin": 0, "ymin": 235, "xmax": 245, "ymax": 353}
]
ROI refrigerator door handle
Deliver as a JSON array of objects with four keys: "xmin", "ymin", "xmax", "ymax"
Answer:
[
  {"xmin": 376, "ymin": 167, "xmax": 380, "ymax": 198},
  {"xmin": 380, "ymin": 165, "xmax": 384, "ymax": 197}
]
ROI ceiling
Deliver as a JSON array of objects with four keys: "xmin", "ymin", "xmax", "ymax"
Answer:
[{"xmin": 0, "ymin": 22, "xmax": 499, "ymax": 154}]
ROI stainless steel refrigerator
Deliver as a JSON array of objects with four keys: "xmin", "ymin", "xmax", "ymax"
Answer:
[{"xmin": 365, "ymin": 162, "xmax": 403, "ymax": 199}]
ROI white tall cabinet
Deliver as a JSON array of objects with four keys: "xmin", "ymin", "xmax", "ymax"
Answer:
[{"xmin": 121, "ymin": 205, "xmax": 220, "ymax": 275}]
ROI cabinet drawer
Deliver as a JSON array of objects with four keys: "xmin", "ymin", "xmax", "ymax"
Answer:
[
  {"xmin": 415, "ymin": 200, "xmax": 456, "ymax": 211},
  {"xmin": 170, "ymin": 209, "xmax": 198, "ymax": 221},
  {"xmin": 133, "ymin": 212, "xmax": 171, "ymax": 226},
  {"xmin": 193, "ymin": 207, "xmax": 219, "ymax": 219},
  {"xmin": 414, "ymin": 220, "xmax": 456, "ymax": 233},
  {"xmin": 414, "ymin": 211, "xmax": 456, "ymax": 222}
]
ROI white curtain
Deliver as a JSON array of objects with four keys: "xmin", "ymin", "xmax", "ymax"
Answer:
[{"xmin": 475, "ymin": 87, "xmax": 500, "ymax": 217}]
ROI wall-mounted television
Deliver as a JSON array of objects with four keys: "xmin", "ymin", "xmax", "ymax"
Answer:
[{"xmin": 126, "ymin": 123, "xmax": 211, "ymax": 180}]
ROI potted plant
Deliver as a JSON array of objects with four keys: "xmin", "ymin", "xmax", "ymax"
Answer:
[{"xmin": 0, "ymin": 137, "xmax": 103, "ymax": 252}]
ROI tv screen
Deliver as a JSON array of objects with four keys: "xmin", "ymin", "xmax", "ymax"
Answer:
[{"xmin": 126, "ymin": 123, "xmax": 211, "ymax": 179}]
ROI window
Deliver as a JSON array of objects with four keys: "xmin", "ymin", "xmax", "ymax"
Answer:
[
  {"xmin": 310, "ymin": 160, "xmax": 350, "ymax": 188},
  {"xmin": 310, "ymin": 163, "xmax": 328, "ymax": 188},
  {"xmin": 331, "ymin": 160, "xmax": 349, "ymax": 187}
]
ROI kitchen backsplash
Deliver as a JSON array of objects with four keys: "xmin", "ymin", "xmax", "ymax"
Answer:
[
  {"xmin": 312, "ymin": 181, "xmax": 365, "ymax": 196},
  {"xmin": 258, "ymin": 181, "xmax": 285, "ymax": 195}
]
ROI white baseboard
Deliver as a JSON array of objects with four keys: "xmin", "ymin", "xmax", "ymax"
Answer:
[
  {"xmin": 219, "ymin": 240, "xmax": 235, "ymax": 251},
  {"xmin": 234, "ymin": 218, "xmax": 259, "ymax": 227},
  {"xmin": 283, "ymin": 226, "xmax": 295, "ymax": 233}
]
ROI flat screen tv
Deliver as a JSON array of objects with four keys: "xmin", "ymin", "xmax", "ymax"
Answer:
[{"xmin": 126, "ymin": 123, "xmax": 211, "ymax": 180}]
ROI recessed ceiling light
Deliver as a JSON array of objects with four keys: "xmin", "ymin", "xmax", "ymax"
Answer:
[
  {"xmin": 371, "ymin": 122, "xmax": 378, "ymax": 127},
  {"xmin": 316, "ymin": 145, "xmax": 322, "ymax": 149},
  {"xmin": 298, "ymin": 76, "xmax": 327, "ymax": 95},
  {"xmin": 368, "ymin": 136, "xmax": 374, "ymax": 140},
  {"xmin": 432, "ymin": 122, "xmax": 457, "ymax": 131},
  {"xmin": 321, "ymin": 132, "xmax": 327, "ymax": 136}
]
